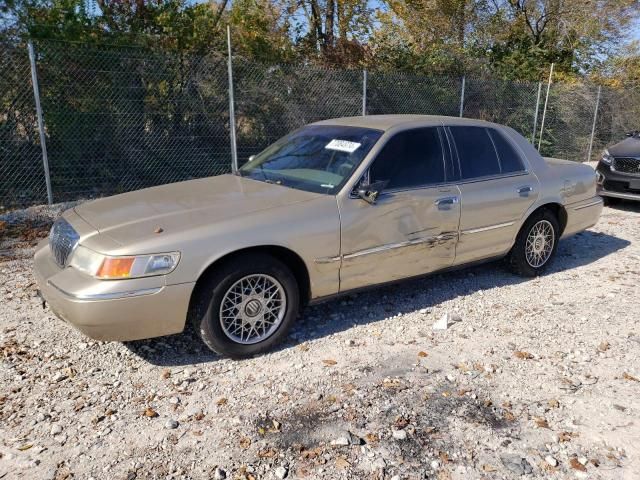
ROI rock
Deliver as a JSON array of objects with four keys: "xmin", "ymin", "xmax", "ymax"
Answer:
[
  {"xmin": 168, "ymin": 396, "xmax": 180, "ymax": 405},
  {"xmin": 50, "ymin": 424, "xmax": 63, "ymax": 435},
  {"xmin": 431, "ymin": 460, "xmax": 440, "ymax": 470},
  {"xmin": 274, "ymin": 466, "xmax": 288, "ymax": 479},
  {"xmin": 330, "ymin": 430, "xmax": 362, "ymax": 446},
  {"xmin": 164, "ymin": 419, "xmax": 179, "ymax": 429},
  {"xmin": 545, "ymin": 455, "xmax": 558, "ymax": 467},
  {"xmin": 433, "ymin": 312, "xmax": 462, "ymax": 330},
  {"xmin": 372, "ymin": 458, "xmax": 386, "ymax": 470},
  {"xmin": 392, "ymin": 429, "xmax": 407, "ymax": 440},
  {"xmin": 213, "ymin": 467, "xmax": 226, "ymax": 480},
  {"xmin": 500, "ymin": 454, "xmax": 532, "ymax": 475}
]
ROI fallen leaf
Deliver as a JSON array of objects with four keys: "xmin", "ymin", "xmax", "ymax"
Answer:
[
  {"xmin": 569, "ymin": 458, "xmax": 587, "ymax": 472},
  {"xmin": 622, "ymin": 372, "xmax": 639, "ymax": 382},
  {"xmin": 481, "ymin": 464, "xmax": 497, "ymax": 472},
  {"xmin": 143, "ymin": 407, "xmax": 158, "ymax": 418},
  {"xmin": 239, "ymin": 437, "xmax": 251, "ymax": 449},
  {"xmin": 301, "ymin": 446, "xmax": 323, "ymax": 459},
  {"xmin": 161, "ymin": 369, "xmax": 171, "ymax": 379},
  {"xmin": 258, "ymin": 448, "xmax": 278, "ymax": 458},
  {"xmin": 322, "ymin": 359, "xmax": 337, "ymax": 366},
  {"xmin": 335, "ymin": 457, "xmax": 351, "ymax": 469},
  {"xmin": 365, "ymin": 433, "xmax": 379, "ymax": 444},
  {"xmin": 417, "ymin": 351, "xmax": 428, "ymax": 358},
  {"xmin": 194, "ymin": 412, "xmax": 205, "ymax": 421},
  {"xmin": 298, "ymin": 343, "xmax": 310, "ymax": 352},
  {"xmin": 17, "ymin": 444, "xmax": 32, "ymax": 451},
  {"xmin": 534, "ymin": 417, "xmax": 550, "ymax": 429},
  {"xmin": 514, "ymin": 351, "xmax": 534, "ymax": 360},
  {"xmin": 503, "ymin": 410, "xmax": 516, "ymax": 422},
  {"xmin": 558, "ymin": 431, "xmax": 577, "ymax": 442},
  {"xmin": 216, "ymin": 397, "xmax": 228, "ymax": 406},
  {"xmin": 598, "ymin": 341, "xmax": 610, "ymax": 352},
  {"xmin": 548, "ymin": 399, "xmax": 560, "ymax": 408}
]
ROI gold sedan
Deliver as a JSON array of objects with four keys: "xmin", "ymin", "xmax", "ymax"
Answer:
[{"xmin": 34, "ymin": 115, "xmax": 603, "ymax": 357}]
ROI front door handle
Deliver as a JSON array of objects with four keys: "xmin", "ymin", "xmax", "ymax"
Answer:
[
  {"xmin": 435, "ymin": 196, "xmax": 459, "ymax": 209},
  {"xmin": 517, "ymin": 186, "xmax": 533, "ymax": 196}
]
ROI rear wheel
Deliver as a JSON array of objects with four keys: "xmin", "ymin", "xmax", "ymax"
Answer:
[
  {"xmin": 507, "ymin": 210, "xmax": 560, "ymax": 277},
  {"xmin": 190, "ymin": 253, "xmax": 299, "ymax": 358}
]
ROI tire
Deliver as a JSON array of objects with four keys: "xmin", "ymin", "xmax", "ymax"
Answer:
[
  {"xmin": 507, "ymin": 209, "xmax": 560, "ymax": 277},
  {"xmin": 189, "ymin": 253, "xmax": 300, "ymax": 358}
]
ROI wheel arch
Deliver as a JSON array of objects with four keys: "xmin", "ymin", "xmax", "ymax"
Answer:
[
  {"xmin": 521, "ymin": 202, "xmax": 568, "ymax": 236},
  {"xmin": 188, "ymin": 245, "xmax": 311, "ymax": 314}
]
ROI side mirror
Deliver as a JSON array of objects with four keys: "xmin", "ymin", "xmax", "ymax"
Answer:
[{"xmin": 356, "ymin": 180, "xmax": 388, "ymax": 204}]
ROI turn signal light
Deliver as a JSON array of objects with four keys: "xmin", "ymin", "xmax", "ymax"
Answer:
[{"xmin": 96, "ymin": 257, "xmax": 136, "ymax": 279}]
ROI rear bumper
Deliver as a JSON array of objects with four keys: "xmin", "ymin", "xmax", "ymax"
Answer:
[
  {"xmin": 33, "ymin": 240, "xmax": 194, "ymax": 341},
  {"xmin": 562, "ymin": 196, "xmax": 603, "ymax": 238}
]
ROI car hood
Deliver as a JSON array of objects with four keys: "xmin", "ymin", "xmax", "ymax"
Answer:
[
  {"xmin": 74, "ymin": 174, "xmax": 322, "ymax": 246},
  {"xmin": 608, "ymin": 136, "xmax": 640, "ymax": 157}
]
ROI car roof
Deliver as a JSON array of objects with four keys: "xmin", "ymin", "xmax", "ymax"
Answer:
[{"xmin": 312, "ymin": 114, "xmax": 496, "ymax": 131}]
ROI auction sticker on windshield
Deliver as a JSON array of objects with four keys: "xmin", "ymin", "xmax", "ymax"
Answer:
[{"xmin": 325, "ymin": 139, "xmax": 361, "ymax": 153}]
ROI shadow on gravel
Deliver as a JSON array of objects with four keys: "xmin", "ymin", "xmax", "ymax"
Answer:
[{"xmin": 126, "ymin": 231, "xmax": 629, "ymax": 366}]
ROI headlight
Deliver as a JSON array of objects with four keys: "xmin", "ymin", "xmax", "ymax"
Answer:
[
  {"xmin": 68, "ymin": 245, "xmax": 180, "ymax": 279},
  {"xmin": 601, "ymin": 149, "xmax": 614, "ymax": 165}
]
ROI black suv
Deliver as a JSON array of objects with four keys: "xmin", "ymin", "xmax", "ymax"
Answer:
[{"xmin": 596, "ymin": 131, "xmax": 640, "ymax": 204}]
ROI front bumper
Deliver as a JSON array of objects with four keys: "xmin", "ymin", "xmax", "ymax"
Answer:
[
  {"xmin": 33, "ymin": 240, "xmax": 195, "ymax": 341},
  {"xmin": 596, "ymin": 163, "xmax": 640, "ymax": 202}
]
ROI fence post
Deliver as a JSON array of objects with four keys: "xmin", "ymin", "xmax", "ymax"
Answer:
[
  {"xmin": 27, "ymin": 41, "xmax": 53, "ymax": 205},
  {"xmin": 226, "ymin": 26, "xmax": 238, "ymax": 173},
  {"xmin": 586, "ymin": 86, "xmax": 601, "ymax": 162},
  {"xmin": 531, "ymin": 82, "xmax": 542, "ymax": 143},
  {"xmin": 537, "ymin": 63, "xmax": 554, "ymax": 152},
  {"xmin": 362, "ymin": 69, "xmax": 367, "ymax": 116},
  {"xmin": 459, "ymin": 76, "xmax": 465, "ymax": 117}
]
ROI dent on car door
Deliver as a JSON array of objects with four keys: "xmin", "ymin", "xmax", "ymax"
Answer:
[
  {"xmin": 448, "ymin": 126, "xmax": 540, "ymax": 265},
  {"xmin": 337, "ymin": 127, "xmax": 461, "ymax": 292}
]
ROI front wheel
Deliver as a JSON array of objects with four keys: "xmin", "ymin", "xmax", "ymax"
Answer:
[
  {"xmin": 507, "ymin": 210, "xmax": 560, "ymax": 277},
  {"xmin": 190, "ymin": 253, "xmax": 300, "ymax": 358}
]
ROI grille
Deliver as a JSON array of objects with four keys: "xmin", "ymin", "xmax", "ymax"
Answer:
[
  {"xmin": 612, "ymin": 157, "xmax": 640, "ymax": 175},
  {"xmin": 49, "ymin": 218, "xmax": 80, "ymax": 267}
]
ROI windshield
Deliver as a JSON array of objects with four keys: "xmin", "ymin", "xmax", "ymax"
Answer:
[{"xmin": 238, "ymin": 125, "xmax": 383, "ymax": 194}]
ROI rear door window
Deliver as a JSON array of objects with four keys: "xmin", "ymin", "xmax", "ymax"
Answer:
[
  {"xmin": 370, "ymin": 127, "xmax": 445, "ymax": 189},
  {"xmin": 449, "ymin": 126, "xmax": 501, "ymax": 180},
  {"xmin": 487, "ymin": 129, "xmax": 525, "ymax": 173}
]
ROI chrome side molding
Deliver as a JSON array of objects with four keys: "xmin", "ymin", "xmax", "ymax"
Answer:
[
  {"xmin": 461, "ymin": 221, "xmax": 515, "ymax": 235},
  {"xmin": 315, "ymin": 232, "xmax": 458, "ymax": 264},
  {"xmin": 48, "ymin": 281, "xmax": 163, "ymax": 301}
]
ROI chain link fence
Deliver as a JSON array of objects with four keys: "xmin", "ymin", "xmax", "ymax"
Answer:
[{"xmin": 2, "ymin": 38, "xmax": 639, "ymax": 210}]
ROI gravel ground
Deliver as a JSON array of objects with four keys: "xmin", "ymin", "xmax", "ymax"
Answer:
[{"xmin": 0, "ymin": 202, "xmax": 639, "ymax": 480}]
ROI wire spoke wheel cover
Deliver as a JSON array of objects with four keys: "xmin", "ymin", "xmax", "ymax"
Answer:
[
  {"xmin": 525, "ymin": 219, "xmax": 555, "ymax": 268},
  {"xmin": 219, "ymin": 274, "xmax": 287, "ymax": 345}
]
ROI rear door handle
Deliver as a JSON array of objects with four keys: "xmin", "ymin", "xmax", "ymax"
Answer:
[
  {"xmin": 435, "ymin": 196, "xmax": 459, "ymax": 209},
  {"xmin": 517, "ymin": 186, "xmax": 533, "ymax": 196}
]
